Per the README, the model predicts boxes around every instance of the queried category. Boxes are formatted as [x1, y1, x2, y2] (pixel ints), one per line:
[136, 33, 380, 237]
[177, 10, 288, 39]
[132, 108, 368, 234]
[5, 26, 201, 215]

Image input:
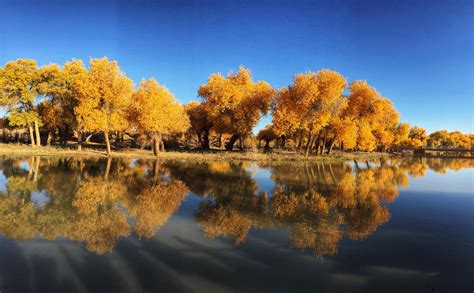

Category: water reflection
[0, 157, 189, 254]
[0, 156, 472, 256]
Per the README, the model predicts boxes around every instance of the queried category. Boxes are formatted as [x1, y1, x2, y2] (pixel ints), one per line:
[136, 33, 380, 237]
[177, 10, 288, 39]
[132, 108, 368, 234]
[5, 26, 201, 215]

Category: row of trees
[261, 71, 472, 154]
[403, 128, 472, 149]
[0, 58, 189, 155]
[0, 58, 471, 156]
[257, 124, 473, 153]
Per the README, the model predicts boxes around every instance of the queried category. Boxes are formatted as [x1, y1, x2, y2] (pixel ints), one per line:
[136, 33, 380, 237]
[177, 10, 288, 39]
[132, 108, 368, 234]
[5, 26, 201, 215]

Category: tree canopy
[0, 58, 471, 155]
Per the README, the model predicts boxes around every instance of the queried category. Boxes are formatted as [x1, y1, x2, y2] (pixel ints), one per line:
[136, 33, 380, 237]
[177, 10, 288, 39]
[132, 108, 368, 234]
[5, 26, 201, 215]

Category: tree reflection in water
[0, 156, 472, 255]
[0, 157, 189, 254]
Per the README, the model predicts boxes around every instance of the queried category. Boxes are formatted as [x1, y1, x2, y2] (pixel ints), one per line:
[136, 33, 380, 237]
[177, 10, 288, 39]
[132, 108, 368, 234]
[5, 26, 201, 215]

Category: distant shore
[0, 143, 393, 162]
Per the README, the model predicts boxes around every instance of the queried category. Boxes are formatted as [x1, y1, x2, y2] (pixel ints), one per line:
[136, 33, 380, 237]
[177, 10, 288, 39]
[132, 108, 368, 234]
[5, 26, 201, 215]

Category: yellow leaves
[0, 59, 45, 130]
[198, 66, 275, 136]
[357, 121, 376, 151]
[75, 57, 133, 133]
[272, 70, 346, 137]
[315, 69, 346, 106]
[186, 101, 212, 135]
[394, 122, 410, 145]
[407, 126, 428, 147]
[344, 80, 400, 150]
[272, 72, 401, 153]
[8, 108, 40, 127]
[0, 59, 40, 106]
[5, 57, 469, 155]
[333, 117, 358, 149]
[346, 80, 380, 119]
[400, 137, 424, 148]
[425, 129, 470, 149]
[131, 78, 189, 135]
[447, 131, 471, 149]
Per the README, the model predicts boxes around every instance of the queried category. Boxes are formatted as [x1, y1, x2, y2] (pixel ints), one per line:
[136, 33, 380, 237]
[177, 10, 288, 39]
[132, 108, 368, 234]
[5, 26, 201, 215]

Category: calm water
[0, 156, 472, 293]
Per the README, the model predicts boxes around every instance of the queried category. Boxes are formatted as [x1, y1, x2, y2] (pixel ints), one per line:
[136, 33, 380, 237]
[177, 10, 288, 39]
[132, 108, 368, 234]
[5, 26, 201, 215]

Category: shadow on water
[0, 155, 472, 292]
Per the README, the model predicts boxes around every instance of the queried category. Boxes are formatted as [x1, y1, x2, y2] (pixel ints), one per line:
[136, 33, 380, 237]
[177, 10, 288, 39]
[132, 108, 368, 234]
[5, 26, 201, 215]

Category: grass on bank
[0, 143, 393, 162]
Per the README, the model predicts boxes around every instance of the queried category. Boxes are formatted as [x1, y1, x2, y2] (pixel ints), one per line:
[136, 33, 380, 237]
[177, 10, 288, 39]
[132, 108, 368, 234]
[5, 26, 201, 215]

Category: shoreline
[0, 143, 394, 162]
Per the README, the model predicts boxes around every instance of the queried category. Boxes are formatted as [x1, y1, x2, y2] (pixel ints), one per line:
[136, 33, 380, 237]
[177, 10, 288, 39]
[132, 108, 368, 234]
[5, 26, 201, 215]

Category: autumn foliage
[0, 58, 471, 156]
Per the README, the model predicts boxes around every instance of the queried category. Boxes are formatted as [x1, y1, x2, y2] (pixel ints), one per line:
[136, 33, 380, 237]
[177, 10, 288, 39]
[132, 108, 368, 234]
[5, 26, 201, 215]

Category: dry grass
[0, 143, 393, 162]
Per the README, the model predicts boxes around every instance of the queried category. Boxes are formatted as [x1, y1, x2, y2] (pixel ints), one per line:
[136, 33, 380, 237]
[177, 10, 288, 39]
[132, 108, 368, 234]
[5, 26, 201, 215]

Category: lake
[0, 156, 472, 293]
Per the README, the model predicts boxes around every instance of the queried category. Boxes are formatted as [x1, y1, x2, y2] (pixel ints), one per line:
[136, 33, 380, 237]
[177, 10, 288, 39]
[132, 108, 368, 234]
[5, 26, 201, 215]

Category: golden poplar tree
[407, 126, 428, 147]
[345, 80, 399, 151]
[75, 57, 134, 155]
[0, 59, 43, 147]
[393, 122, 410, 147]
[272, 70, 346, 156]
[40, 59, 90, 149]
[198, 66, 275, 150]
[185, 101, 214, 149]
[130, 78, 190, 156]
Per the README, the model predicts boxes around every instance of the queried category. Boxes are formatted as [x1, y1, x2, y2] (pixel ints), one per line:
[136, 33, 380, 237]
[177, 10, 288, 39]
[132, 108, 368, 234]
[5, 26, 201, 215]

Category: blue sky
[0, 0, 472, 133]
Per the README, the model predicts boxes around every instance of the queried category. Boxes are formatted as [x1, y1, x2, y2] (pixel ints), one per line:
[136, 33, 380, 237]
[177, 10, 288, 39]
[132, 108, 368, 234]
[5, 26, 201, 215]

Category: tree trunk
[34, 121, 41, 147]
[313, 137, 321, 155]
[239, 136, 244, 151]
[217, 134, 223, 148]
[202, 129, 210, 149]
[57, 127, 64, 147]
[104, 131, 112, 156]
[46, 132, 52, 146]
[280, 135, 286, 148]
[115, 131, 120, 148]
[304, 134, 313, 157]
[264, 140, 270, 151]
[152, 132, 161, 156]
[327, 139, 335, 154]
[28, 125, 36, 147]
[77, 131, 83, 151]
[159, 133, 165, 152]
[298, 130, 304, 151]
[320, 137, 327, 155]
[225, 134, 240, 151]
[85, 133, 93, 143]
[197, 132, 203, 148]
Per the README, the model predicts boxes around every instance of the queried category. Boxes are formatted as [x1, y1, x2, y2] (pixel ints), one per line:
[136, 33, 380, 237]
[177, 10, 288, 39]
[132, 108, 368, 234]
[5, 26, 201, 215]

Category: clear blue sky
[0, 0, 472, 134]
